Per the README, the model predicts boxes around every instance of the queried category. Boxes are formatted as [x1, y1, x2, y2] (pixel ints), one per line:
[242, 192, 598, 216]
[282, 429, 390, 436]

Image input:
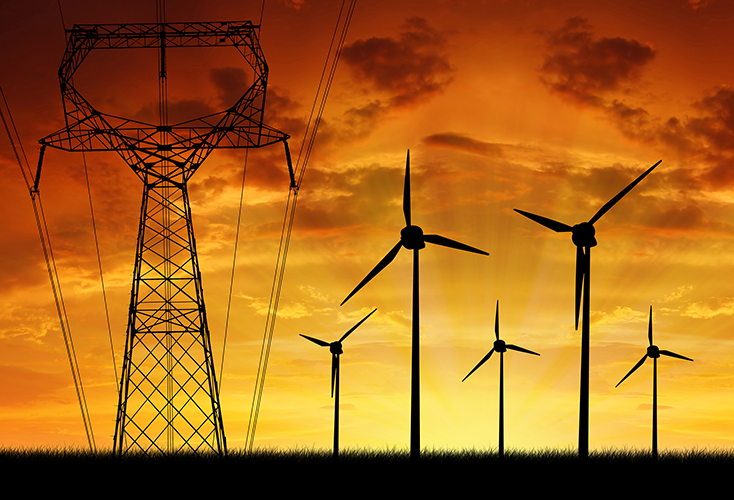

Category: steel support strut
[39, 21, 290, 454]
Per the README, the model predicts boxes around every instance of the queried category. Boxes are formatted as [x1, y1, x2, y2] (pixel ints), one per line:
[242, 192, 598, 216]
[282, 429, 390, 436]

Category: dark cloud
[685, 0, 712, 10]
[193, 151, 292, 199]
[422, 133, 504, 157]
[539, 17, 656, 107]
[342, 17, 453, 109]
[604, 87, 734, 190]
[649, 204, 709, 231]
[210, 67, 249, 108]
[539, 19, 734, 193]
[263, 86, 307, 140]
[689, 88, 734, 152]
[250, 19, 454, 149]
[518, 159, 734, 236]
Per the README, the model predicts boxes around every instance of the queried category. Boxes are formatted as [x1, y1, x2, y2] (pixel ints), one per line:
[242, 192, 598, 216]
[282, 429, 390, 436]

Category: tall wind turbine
[514, 159, 660, 458]
[462, 300, 539, 458]
[300, 308, 377, 458]
[616, 306, 692, 459]
[341, 150, 489, 460]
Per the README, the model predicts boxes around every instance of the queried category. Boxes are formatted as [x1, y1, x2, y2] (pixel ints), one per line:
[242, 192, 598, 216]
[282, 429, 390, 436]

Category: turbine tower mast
[38, 20, 293, 455]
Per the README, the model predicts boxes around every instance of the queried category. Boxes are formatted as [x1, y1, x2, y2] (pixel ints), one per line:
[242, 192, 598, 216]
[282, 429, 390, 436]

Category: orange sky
[2, 0, 734, 453]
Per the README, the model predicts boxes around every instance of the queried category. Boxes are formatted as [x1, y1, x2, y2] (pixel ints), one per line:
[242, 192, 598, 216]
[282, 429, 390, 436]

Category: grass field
[2, 447, 726, 495]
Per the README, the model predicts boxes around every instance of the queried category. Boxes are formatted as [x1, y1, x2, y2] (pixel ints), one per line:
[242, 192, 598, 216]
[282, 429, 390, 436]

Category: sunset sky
[2, 0, 734, 453]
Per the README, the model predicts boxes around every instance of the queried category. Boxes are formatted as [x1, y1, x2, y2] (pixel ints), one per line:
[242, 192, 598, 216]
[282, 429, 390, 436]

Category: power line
[82, 153, 119, 394]
[1, 84, 96, 450]
[219, 149, 249, 386]
[246, 0, 357, 451]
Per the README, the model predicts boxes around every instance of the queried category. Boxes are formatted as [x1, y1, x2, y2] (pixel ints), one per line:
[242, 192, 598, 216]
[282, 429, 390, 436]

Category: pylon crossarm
[42, 19, 287, 456]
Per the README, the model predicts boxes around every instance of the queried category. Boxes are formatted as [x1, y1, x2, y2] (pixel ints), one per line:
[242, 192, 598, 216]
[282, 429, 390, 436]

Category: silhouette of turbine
[514, 159, 660, 458]
[300, 308, 377, 457]
[341, 150, 489, 460]
[616, 306, 692, 459]
[462, 300, 539, 458]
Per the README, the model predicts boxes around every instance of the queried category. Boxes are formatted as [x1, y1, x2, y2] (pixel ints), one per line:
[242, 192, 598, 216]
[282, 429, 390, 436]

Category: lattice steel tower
[39, 21, 293, 454]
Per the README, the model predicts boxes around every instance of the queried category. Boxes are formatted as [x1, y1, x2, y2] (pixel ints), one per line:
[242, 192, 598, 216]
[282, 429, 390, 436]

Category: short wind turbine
[341, 150, 489, 460]
[300, 308, 377, 458]
[462, 300, 539, 458]
[616, 306, 692, 459]
[514, 159, 660, 458]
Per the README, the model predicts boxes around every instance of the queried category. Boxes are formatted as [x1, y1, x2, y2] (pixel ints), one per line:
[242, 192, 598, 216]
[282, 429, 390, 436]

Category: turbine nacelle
[300, 309, 377, 397]
[514, 160, 661, 332]
[462, 300, 539, 382]
[340, 150, 488, 307]
[401, 225, 426, 250]
[571, 222, 597, 248]
[616, 306, 693, 388]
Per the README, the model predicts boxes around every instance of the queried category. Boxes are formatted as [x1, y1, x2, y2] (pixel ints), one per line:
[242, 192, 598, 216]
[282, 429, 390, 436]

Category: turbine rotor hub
[494, 339, 507, 353]
[647, 345, 660, 358]
[330, 342, 343, 355]
[571, 222, 597, 248]
[401, 225, 426, 250]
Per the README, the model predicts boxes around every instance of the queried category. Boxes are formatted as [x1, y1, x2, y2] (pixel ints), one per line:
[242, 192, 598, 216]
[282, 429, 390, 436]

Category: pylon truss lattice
[39, 21, 293, 455]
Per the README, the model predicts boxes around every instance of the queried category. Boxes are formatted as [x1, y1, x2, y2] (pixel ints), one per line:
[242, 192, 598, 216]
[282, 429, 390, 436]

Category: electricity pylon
[38, 21, 293, 455]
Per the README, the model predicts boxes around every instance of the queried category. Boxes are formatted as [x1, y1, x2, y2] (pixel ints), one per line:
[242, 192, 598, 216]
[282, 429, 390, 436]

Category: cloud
[539, 17, 656, 107]
[342, 17, 453, 110]
[263, 86, 307, 141]
[685, 0, 712, 10]
[663, 285, 695, 303]
[607, 86, 734, 191]
[0, 304, 57, 343]
[538, 20, 734, 194]
[647, 204, 710, 231]
[591, 306, 647, 327]
[422, 133, 504, 157]
[237, 293, 311, 319]
[300, 285, 333, 304]
[684, 297, 734, 319]
[211, 67, 249, 108]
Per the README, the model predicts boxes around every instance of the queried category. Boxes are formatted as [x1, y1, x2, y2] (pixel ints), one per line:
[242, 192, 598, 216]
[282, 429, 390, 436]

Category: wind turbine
[300, 308, 377, 458]
[514, 159, 660, 458]
[616, 306, 692, 459]
[341, 150, 489, 460]
[462, 300, 539, 458]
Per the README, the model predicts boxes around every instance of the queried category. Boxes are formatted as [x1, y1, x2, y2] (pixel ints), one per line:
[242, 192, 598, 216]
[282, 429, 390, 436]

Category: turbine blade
[648, 306, 653, 346]
[505, 344, 540, 356]
[423, 234, 489, 255]
[339, 308, 378, 342]
[300, 334, 330, 347]
[495, 300, 500, 341]
[616, 354, 649, 387]
[659, 350, 693, 362]
[575, 246, 584, 331]
[513, 209, 573, 233]
[341, 241, 402, 306]
[589, 160, 661, 225]
[462, 349, 495, 382]
[404, 150, 411, 226]
[331, 354, 338, 398]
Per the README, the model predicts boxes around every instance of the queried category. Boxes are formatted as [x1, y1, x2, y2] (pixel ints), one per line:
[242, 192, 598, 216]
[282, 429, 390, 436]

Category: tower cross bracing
[39, 21, 292, 455]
